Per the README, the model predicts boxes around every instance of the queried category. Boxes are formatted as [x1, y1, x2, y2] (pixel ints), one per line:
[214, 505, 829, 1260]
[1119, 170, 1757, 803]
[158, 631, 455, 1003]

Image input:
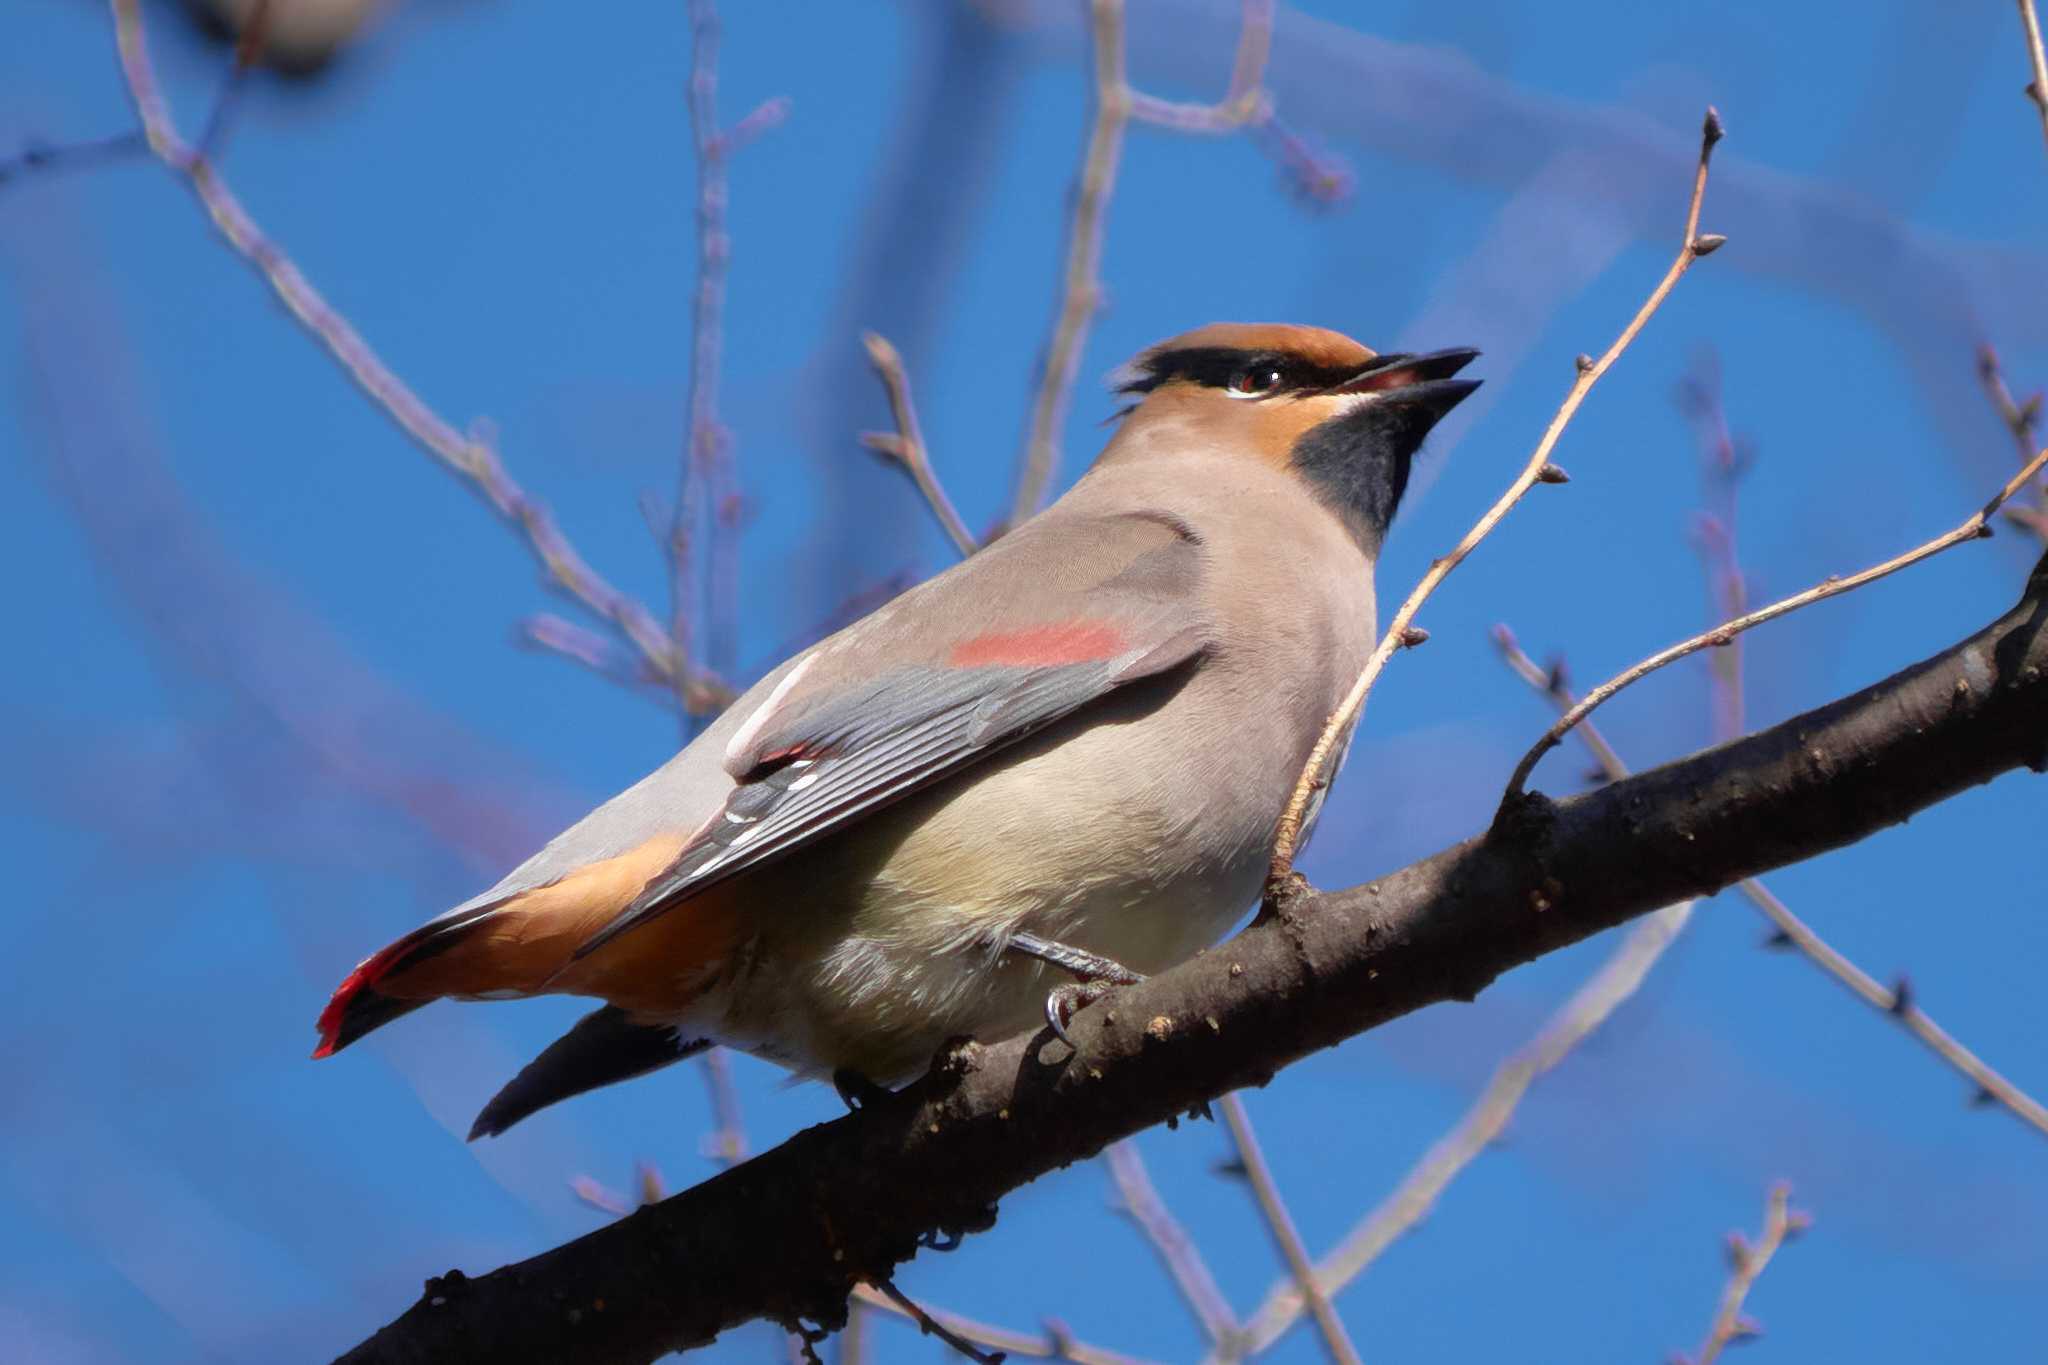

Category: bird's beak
[1326, 347, 1482, 415]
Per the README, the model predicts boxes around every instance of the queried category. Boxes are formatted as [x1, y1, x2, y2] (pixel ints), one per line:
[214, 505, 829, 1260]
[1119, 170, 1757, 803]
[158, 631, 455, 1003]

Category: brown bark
[336, 552, 2048, 1365]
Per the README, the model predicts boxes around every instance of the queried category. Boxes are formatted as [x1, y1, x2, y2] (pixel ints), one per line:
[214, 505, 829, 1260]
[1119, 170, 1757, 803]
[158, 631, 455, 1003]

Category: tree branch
[335, 551, 2048, 1365]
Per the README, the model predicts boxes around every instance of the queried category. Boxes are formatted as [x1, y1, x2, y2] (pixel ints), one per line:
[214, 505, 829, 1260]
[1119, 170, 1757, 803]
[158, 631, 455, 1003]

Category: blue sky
[4, 1, 2047, 1360]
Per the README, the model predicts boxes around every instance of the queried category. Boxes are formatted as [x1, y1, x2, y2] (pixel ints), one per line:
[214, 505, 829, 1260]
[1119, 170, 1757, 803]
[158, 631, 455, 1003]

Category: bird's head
[1104, 323, 1480, 553]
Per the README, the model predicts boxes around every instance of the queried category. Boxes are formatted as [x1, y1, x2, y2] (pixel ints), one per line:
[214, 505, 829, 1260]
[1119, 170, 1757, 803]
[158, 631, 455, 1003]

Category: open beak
[1327, 347, 1482, 416]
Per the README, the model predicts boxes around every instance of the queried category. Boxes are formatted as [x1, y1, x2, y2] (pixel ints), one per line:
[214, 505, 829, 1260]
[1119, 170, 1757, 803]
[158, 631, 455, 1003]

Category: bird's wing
[571, 510, 1211, 960]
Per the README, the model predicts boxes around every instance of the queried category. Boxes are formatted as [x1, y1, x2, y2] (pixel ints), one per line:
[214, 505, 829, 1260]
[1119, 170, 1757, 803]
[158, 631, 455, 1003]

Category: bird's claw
[832, 1067, 892, 1112]
[1045, 980, 1116, 1047]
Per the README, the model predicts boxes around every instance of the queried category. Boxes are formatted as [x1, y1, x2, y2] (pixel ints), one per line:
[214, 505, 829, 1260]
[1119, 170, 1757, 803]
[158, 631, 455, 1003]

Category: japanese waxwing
[315, 323, 1479, 1138]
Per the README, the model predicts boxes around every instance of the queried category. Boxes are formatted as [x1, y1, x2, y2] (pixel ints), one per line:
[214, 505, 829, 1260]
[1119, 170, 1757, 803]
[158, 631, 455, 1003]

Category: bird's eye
[1226, 364, 1286, 399]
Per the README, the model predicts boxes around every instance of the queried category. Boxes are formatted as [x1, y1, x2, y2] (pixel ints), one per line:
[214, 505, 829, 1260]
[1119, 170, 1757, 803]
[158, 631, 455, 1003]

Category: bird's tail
[313, 903, 515, 1058]
[313, 832, 739, 1058]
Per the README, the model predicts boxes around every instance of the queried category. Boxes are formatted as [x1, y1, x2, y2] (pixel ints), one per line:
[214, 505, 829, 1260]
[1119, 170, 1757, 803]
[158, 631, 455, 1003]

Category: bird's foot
[1045, 979, 1119, 1046]
[1007, 931, 1146, 1047]
[831, 1067, 893, 1112]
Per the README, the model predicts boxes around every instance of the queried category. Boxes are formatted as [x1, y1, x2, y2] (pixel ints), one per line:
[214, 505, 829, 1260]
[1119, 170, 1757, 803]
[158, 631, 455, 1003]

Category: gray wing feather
[572, 657, 1145, 960]
[569, 514, 1213, 961]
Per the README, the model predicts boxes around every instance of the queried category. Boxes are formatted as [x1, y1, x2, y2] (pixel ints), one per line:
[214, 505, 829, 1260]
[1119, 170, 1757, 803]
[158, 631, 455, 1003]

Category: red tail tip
[313, 943, 407, 1059]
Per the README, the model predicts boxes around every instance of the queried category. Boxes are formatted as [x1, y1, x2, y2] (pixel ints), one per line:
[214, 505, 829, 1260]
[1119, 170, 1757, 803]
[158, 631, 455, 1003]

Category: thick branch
[337, 554, 2048, 1365]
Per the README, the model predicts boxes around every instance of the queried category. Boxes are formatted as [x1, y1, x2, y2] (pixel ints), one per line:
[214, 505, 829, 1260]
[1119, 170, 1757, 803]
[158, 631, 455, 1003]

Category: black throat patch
[1288, 399, 1437, 553]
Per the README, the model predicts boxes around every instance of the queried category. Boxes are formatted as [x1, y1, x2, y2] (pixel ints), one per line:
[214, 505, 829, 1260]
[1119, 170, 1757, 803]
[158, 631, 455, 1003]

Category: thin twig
[1248, 113, 1355, 206]
[697, 1045, 751, 1167]
[1977, 344, 2047, 537]
[1121, 1, 1348, 206]
[1491, 630, 1629, 782]
[861, 332, 978, 556]
[872, 1279, 1007, 1365]
[1494, 629, 2048, 1140]
[195, 0, 272, 161]
[1011, 0, 1131, 525]
[519, 612, 682, 706]
[1223, 898, 1695, 1361]
[568, 1175, 631, 1217]
[1676, 351, 1750, 740]
[675, 0, 786, 689]
[1102, 1140, 1241, 1350]
[849, 1285, 1157, 1365]
[837, 1299, 869, 1365]
[1738, 877, 2048, 1137]
[1218, 1094, 1361, 1365]
[106, 0, 731, 712]
[1124, 0, 1272, 133]
[0, 129, 146, 186]
[1502, 436, 2048, 798]
[1267, 107, 1728, 886]
[1682, 1183, 1810, 1365]
[1012, 0, 1295, 521]
[2017, 0, 2048, 159]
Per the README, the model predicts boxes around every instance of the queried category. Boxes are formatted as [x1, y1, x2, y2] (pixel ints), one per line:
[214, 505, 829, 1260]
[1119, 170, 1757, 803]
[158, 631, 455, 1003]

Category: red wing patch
[948, 622, 1124, 669]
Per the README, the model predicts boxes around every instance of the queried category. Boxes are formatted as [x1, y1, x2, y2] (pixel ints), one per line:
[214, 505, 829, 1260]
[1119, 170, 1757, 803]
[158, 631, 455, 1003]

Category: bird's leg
[1006, 931, 1146, 1047]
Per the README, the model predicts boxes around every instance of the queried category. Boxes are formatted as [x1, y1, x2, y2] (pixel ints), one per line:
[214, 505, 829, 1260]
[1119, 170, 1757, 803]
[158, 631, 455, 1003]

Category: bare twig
[106, 0, 731, 712]
[1978, 344, 2047, 537]
[676, 0, 788, 688]
[1247, 113, 1355, 206]
[1119, 1, 1350, 206]
[1681, 1183, 1810, 1365]
[519, 612, 683, 706]
[1125, 0, 1272, 132]
[1737, 877, 2048, 1138]
[0, 129, 146, 186]
[1267, 107, 1727, 886]
[1218, 1094, 1360, 1365]
[1013, 0, 1299, 522]
[569, 1175, 631, 1217]
[872, 1279, 1007, 1365]
[1502, 436, 2048, 798]
[1225, 896, 1695, 1360]
[849, 1284, 1156, 1365]
[2017, 0, 2048, 159]
[690, 1044, 750, 1167]
[861, 332, 977, 556]
[1494, 628, 2048, 1139]
[1491, 630, 1628, 782]
[195, 0, 272, 161]
[837, 1299, 869, 1365]
[1011, 0, 1132, 525]
[1102, 1141, 1240, 1350]
[1676, 351, 1750, 740]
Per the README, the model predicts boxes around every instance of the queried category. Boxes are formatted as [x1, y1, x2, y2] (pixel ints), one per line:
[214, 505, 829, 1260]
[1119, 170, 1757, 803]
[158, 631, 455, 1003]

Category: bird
[313, 323, 1479, 1139]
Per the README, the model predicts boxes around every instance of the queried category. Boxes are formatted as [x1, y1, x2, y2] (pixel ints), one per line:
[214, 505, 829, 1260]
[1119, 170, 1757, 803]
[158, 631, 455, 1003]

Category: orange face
[1104, 322, 1481, 547]
[1108, 323, 1385, 471]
